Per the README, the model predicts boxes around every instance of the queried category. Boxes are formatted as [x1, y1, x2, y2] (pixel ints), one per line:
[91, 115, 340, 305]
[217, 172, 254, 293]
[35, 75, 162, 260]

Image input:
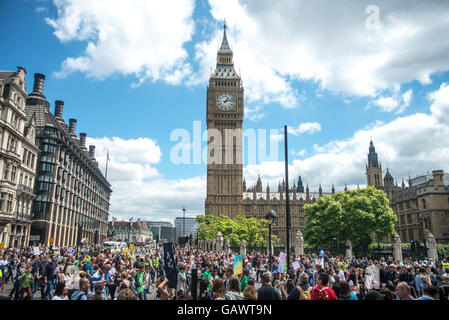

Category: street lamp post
[284, 125, 291, 268]
[266, 210, 277, 271]
[182, 206, 186, 241]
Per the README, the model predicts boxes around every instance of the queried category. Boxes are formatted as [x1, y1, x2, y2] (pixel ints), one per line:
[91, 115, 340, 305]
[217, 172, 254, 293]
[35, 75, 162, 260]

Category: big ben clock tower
[205, 22, 244, 218]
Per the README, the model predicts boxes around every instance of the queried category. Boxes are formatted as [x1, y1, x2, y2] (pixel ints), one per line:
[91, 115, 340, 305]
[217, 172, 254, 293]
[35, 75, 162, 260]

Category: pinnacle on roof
[218, 19, 233, 55]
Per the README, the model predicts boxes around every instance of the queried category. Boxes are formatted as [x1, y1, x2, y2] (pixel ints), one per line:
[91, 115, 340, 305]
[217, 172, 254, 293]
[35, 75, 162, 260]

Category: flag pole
[105, 150, 109, 179]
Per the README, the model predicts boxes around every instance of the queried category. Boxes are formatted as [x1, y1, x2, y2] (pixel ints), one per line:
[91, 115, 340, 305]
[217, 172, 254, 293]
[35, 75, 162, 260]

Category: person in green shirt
[240, 269, 249, 292]
[19, 265, 33, 300]
[203, 265, 212, 290]
[136, 267, 145, 300]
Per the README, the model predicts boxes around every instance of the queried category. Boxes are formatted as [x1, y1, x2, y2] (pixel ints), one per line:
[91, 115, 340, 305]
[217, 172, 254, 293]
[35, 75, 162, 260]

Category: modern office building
[174, 217, 198, 238]
[25, 72, 112, 247]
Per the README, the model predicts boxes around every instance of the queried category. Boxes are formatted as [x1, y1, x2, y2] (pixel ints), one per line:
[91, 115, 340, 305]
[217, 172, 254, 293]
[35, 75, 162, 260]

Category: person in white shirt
[338, 265, 346, 281]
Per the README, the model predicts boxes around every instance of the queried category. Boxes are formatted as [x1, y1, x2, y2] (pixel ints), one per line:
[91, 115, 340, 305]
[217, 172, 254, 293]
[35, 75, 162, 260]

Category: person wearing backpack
[311, 272, 338, 300]
[70, 278, 90, 300]
[287, 273, 312, 300]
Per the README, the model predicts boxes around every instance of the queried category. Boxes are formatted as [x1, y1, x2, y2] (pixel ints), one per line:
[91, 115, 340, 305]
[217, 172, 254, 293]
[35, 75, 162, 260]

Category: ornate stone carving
[392, 233, 403, 263]
[224, 239, 231, 254]
[240, 239, 247, 256]
[215, 232, 224, 252]
[425, 231, 438, 262]
[345, 240, 353, 259]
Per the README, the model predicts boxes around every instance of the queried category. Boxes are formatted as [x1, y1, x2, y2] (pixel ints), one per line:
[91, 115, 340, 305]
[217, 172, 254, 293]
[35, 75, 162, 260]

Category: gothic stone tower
[205, 23, 244, 218]
[366, 140, 383, 188]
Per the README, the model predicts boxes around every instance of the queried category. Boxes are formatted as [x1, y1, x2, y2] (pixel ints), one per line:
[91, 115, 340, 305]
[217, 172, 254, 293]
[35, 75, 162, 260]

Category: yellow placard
[124, 248, 128, 255]
[0, 242, 4, 249]
[49, 238, 55, 243]
[129, 244, 134, 252]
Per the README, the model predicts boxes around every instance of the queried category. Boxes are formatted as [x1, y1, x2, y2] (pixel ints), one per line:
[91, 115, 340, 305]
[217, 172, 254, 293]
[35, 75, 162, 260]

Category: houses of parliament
[205, 24, 449, 244]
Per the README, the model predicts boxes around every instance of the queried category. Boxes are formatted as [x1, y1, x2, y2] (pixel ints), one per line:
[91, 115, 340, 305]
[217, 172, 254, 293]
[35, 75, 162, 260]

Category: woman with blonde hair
[243, 285, 257, 300]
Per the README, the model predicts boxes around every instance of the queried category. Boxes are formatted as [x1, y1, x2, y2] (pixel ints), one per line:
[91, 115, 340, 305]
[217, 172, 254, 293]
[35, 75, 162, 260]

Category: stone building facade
[25, 73, 112, 247]
[0, 67, 39, 247]
[205, 23, 244, 219]
[243, 176, 332, 245]
[108, 217, 153, 243]
[366, 141, 449, 242]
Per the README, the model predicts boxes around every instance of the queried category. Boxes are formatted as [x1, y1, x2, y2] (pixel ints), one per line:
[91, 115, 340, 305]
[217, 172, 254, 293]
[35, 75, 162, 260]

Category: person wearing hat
[257, 272, 281, 300]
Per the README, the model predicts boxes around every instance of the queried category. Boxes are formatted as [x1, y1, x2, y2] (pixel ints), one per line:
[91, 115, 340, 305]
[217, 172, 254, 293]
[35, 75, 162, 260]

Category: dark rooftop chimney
[68, 118, 77, 135]
[89, 145, 96, 158]
[32, 73, 46, 95]
[79, 133, 87, 148]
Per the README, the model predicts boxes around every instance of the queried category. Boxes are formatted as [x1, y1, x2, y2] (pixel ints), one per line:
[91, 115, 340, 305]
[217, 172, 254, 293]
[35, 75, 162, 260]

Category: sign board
[29, 235, 40, 241]
[233, 255, 243, 275]
[33, 247, 41, 256]
[292, 261, 300, 271]
[129, 244, 134, 252]
[279, 253, 287, 273]
[49, 238, 55, 243]
[0, 242, 4, 249]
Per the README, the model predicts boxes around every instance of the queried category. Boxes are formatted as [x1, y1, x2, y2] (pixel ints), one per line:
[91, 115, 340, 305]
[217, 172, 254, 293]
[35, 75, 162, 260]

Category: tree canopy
[302, 186, 397, 249]
[195, 214, 276, 246]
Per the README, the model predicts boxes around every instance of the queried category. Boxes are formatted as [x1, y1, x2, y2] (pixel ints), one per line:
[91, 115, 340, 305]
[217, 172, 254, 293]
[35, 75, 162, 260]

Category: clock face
[216, 92, 235, 111]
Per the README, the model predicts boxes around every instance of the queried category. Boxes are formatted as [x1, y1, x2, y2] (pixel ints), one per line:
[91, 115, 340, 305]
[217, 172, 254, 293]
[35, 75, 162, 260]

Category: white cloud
[193, 0, 449, 108]
[86, 136, 206, 223]
[288, 122, 322, 135]
[245, 105, 265, 122]
[47, 0, 195, 85]
[290, 148, 307, 158]
[243, 83, 449, 193]
[369, 85, 413, 114]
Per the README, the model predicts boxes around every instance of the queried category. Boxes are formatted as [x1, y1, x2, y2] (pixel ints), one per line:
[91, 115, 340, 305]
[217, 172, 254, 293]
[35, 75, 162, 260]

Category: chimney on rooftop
[79, 133, 87, 148]
[54, 100, 64, 118]
[32, 73, 46, 95]
[68, 119, 77, 135]
[89, 145, 96, 158]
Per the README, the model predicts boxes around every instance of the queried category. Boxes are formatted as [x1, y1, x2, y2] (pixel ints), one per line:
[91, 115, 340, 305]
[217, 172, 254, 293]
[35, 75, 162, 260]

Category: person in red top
[311, 272, 338, 300]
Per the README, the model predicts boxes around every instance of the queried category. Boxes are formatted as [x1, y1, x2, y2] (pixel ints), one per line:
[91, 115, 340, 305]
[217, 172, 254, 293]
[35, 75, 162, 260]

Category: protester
[0, 243, 447, 302]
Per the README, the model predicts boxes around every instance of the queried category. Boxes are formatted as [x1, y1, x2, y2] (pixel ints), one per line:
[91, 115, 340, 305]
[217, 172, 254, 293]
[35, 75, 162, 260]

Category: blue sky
[1, 0, 449, 222]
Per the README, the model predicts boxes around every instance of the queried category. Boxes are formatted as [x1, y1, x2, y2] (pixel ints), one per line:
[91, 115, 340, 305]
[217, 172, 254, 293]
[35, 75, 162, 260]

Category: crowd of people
[0, 244, 448, 301]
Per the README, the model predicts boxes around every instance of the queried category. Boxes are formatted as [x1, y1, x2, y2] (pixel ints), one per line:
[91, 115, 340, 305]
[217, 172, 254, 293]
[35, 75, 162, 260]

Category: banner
[163, 243, 177, 289]
[292, 261, 300, 271]
[129, 244, 134, 252]
[234, 255, 243, 275]
[33, 247, 41, 256]
[279, 253, 287, 273]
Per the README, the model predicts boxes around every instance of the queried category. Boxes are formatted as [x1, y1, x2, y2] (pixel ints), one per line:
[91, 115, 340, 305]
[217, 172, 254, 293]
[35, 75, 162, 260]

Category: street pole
[182, 206, 186, 243]
[268, 222, 272, 271]
[284, 125, 291, 268]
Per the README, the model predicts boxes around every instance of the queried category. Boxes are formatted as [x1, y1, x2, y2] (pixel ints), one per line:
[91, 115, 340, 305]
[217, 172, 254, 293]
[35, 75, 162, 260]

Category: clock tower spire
[205, 21, 244, 218]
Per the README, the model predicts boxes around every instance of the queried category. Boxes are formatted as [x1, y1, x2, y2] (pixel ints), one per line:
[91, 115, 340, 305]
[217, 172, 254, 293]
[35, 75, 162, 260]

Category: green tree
[195, 214, 273, 246]
[303, 186, 397, 249]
